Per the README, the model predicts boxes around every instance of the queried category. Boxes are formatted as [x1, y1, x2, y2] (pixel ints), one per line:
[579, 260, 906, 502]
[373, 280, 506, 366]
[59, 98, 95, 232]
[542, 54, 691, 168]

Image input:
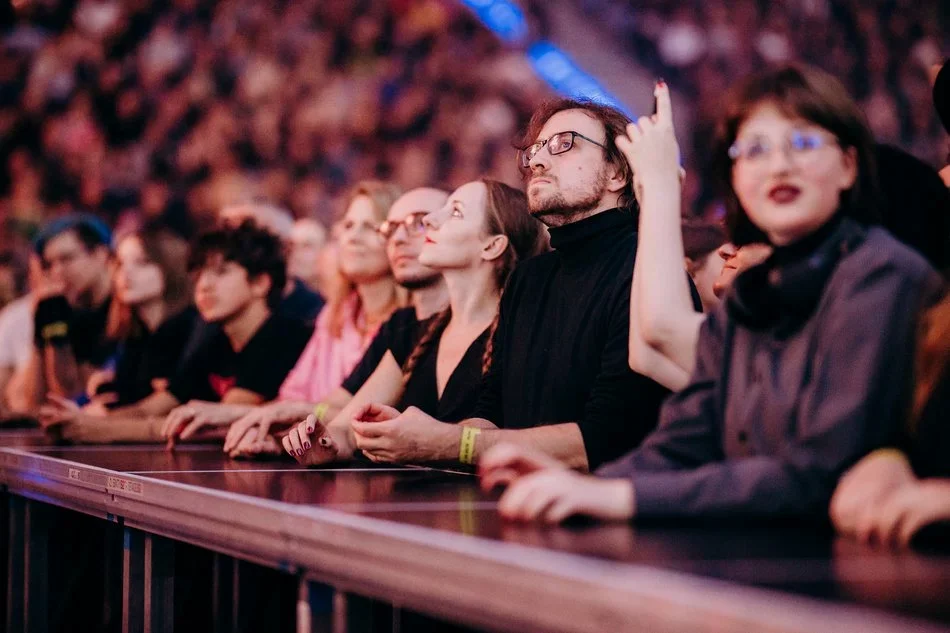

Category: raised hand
[615, 80, 682, 203]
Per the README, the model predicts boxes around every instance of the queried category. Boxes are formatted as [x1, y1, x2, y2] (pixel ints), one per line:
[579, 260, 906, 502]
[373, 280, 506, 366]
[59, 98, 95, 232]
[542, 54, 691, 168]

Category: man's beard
[397, 271, 442, 291]
[528, 168, 609, 227]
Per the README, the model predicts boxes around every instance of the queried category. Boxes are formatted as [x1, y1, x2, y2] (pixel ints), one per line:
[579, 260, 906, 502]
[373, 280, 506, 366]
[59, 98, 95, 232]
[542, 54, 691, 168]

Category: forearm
[628, 301, 692, 391]
[43, 346, 84, 398]
[21, 349, 46, 411]
[471, 422, 589, 471]
[635, 185, 704, 370]
[323, 388, 353, 422]
[66, 414, 165, 444]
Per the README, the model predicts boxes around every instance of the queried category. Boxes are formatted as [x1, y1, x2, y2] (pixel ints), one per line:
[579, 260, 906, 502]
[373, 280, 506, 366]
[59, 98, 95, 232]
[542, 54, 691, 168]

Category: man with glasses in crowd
[363, 100, 674, 472]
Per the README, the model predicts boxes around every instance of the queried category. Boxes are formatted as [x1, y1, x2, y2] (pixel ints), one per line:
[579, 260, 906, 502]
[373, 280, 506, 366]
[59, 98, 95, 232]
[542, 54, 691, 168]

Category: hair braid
[400, 308, 452, 394]
[480, 311, 500, 377]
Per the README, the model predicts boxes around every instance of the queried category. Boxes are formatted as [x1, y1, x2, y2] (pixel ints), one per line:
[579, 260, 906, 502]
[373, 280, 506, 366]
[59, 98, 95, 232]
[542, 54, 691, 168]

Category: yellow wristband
[459, 427, 481, 465]
[869, 448, 909, 463]
[42, 321, 69, 340]
[313, 403, 329, 424]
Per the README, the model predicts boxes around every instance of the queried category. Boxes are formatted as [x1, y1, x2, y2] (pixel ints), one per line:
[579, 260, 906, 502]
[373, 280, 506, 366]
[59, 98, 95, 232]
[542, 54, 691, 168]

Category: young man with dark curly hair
[39, 220, 313, 444]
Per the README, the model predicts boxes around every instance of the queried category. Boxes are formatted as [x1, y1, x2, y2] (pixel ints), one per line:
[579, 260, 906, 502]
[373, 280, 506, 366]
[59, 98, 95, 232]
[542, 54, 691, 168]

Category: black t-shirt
[910, 362, 950, 479]
[341, 307, 425, 394]
[169, 312, 312, 403]
[391, 324, 490, 422]
[109, 307, 199, 407]
[70, 296, 116, 367]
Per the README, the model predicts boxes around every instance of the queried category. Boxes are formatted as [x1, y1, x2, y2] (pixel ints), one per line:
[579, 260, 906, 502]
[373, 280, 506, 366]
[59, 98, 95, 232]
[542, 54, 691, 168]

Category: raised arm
[618, 82, 705, 382]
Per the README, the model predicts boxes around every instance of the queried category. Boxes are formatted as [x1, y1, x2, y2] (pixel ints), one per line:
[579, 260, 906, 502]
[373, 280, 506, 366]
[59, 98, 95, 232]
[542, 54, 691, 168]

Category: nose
[195, 270, 214, 292]
[765, 142, 795, 172]
[527, 146, 551, 173]
[423, 209, 443, 232]
[390, 223, 409, 244]
[718, 242, 738, 262]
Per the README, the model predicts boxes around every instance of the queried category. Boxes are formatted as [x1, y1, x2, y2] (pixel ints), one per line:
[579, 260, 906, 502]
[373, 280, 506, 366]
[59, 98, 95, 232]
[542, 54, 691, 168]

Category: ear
[480, 234, 509, 263]
[248, 273, 273, 302]
[684, 257, 696, 275]
[604, 160, 628, 195]
[838, 146, 858, 190]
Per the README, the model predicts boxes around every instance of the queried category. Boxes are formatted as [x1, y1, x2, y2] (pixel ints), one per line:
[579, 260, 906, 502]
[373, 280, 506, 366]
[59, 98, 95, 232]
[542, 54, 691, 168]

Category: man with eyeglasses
[356, 100, 677, 472]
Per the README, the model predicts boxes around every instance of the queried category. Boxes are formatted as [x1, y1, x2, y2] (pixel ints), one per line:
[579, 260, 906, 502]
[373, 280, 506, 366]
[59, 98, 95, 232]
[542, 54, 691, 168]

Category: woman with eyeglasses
[160, 181, 407, 446]
[279, 179, 549, 466]
[478, 65, 942, 523]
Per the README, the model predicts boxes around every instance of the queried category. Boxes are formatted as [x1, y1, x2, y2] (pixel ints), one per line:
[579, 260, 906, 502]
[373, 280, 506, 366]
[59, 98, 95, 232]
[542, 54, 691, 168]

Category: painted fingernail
[303, 442, 311, 450]
[657, 78, 666, 87]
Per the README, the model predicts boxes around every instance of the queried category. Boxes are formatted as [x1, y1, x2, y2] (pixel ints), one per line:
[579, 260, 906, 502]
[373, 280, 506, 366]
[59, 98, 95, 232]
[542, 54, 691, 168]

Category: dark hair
[711, 65, 879, 246]
[400, 179, 550, 390]
[934, 59, 950, 136]
[517, 98, 637, 213]
[875, 144, 950, 272]
[34, 213, 113, 256]
[189, 219, 287, 309]
[681, 219, 727, 262]
[0, 250, 29, 298]
[107, 223, 193, 340]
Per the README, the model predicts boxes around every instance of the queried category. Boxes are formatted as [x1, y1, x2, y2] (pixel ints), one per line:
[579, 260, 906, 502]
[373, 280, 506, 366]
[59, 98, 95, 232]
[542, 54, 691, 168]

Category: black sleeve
[576, 270, 669, 469]
[342, 308, 419, 394]
[234, 318, 313, 400]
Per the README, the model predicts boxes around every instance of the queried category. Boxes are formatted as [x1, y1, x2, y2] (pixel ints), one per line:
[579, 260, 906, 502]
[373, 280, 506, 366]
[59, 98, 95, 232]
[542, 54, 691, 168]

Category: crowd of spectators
[577, 0, 950, 215]
[0, 0, 549, 253]
[2, 0, 949, 251]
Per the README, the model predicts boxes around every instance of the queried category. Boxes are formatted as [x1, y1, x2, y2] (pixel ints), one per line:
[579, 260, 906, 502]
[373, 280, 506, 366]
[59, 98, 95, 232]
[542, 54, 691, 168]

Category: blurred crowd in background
[577, 0, 950, 215]
[1, 0, 949, 309]
[0, 0, 550, 257]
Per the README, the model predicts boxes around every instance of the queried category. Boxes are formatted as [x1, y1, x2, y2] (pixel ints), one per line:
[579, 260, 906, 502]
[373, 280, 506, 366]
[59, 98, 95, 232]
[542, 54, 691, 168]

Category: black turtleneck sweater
[598, 218, 943, 519]
[473, 208, 671, 469]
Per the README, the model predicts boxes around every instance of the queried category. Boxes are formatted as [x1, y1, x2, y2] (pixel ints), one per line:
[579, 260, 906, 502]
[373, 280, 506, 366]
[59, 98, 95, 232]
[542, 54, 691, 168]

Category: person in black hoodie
[480, 65, 942, 523]
[287, 98, 672, 471]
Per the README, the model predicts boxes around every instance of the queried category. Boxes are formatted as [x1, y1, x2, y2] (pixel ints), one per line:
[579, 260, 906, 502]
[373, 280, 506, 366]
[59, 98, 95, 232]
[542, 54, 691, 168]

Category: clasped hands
[282, 404, 460, 466]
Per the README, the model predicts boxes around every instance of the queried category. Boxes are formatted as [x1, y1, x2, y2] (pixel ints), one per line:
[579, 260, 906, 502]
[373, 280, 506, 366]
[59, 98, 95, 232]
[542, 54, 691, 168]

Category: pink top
[278, 293, 381, 403]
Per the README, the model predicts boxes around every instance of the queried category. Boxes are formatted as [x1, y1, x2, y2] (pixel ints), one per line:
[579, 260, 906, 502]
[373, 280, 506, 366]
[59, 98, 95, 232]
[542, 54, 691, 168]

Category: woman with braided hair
[281, 179, 549, 465]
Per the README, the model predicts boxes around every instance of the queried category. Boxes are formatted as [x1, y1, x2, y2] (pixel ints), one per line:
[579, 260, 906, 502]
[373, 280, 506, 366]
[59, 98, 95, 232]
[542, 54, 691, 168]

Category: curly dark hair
[189, 219, 287, 309]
